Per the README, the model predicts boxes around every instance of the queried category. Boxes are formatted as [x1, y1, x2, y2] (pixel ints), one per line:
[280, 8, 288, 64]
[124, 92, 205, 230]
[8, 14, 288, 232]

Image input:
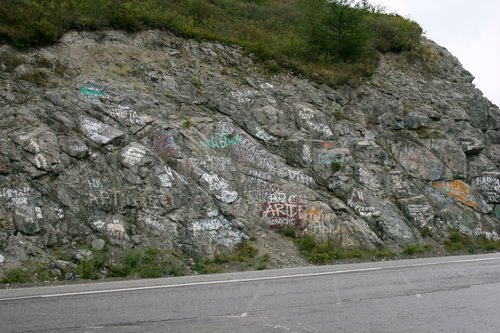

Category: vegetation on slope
[0, 0, 422, 85]
[279, 226, 500, 265]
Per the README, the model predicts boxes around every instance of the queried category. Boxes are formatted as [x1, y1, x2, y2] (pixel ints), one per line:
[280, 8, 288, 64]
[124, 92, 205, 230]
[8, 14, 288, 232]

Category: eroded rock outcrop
[0, 30, 499, 273]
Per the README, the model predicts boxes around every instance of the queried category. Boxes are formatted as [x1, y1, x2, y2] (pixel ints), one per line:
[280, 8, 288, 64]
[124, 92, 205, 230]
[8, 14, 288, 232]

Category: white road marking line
[1, 256, 499, 302]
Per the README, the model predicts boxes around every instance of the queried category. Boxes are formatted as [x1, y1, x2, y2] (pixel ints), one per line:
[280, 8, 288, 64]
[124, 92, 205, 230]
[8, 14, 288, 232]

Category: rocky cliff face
[0, 30, 499, 274]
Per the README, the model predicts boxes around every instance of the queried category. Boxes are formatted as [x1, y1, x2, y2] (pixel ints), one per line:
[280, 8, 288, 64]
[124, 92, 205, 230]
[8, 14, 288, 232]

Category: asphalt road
[1, 253, 500, 333]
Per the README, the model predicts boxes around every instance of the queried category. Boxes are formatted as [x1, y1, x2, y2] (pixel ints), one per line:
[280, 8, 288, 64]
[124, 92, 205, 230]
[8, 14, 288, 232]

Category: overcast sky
[372, 0, 500, 106]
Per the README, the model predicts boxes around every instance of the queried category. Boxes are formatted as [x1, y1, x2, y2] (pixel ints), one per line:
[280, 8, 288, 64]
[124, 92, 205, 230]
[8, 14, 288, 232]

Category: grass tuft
[112, 67, 136, 76]
[0, 52, 25, 71]
[331, 161, 341, 173]
[34, 56, 52, 68]
[17, 70, 48, 85]
[78, 260, 99, 280]
[420, 226, 432, 238]
[332, 110, 354, 121]
[402, 243, 431, 256]
[279, 226, 297, 239]
[192, 77, 202, 88]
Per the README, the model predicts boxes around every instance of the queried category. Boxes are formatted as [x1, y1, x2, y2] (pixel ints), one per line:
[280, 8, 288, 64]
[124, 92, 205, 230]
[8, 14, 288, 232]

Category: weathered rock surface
[0, 30, 499, 274]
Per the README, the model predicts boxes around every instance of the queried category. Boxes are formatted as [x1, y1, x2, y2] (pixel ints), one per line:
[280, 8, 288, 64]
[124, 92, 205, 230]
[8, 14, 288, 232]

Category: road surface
[1, 253, 499, 333]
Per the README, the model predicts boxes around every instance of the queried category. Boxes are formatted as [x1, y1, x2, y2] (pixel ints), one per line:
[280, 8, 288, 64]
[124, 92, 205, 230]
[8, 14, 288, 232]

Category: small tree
[306, 0, 372, 63]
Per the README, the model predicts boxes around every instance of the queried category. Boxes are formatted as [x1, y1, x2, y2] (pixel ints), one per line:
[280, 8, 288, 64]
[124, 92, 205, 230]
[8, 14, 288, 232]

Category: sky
[372, 0, 500, 106]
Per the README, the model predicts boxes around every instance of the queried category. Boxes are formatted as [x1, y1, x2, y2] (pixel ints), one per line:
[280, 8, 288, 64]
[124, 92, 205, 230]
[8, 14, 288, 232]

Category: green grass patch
[373, 249, 397, 259]
[2, 246, 184, 283]
[233, 240, 259, 262]
[294, 235, 396, 264]
[256, 262, 267, 270]
[279, 226, 297, 239]
[78, 260, 99, 280]
[191, 260, 222, 274]
[0, 0, 422, 87]
[420, 226, 432, 238]
[65, 243, 109, 280]
[1, 260, 54, 284]
[402, 243, 431, 256]
[1, 268, 31, 284]
[444, 230, 500, 253]
[192, 240, 270, 274]
[108, 247, 184, 278]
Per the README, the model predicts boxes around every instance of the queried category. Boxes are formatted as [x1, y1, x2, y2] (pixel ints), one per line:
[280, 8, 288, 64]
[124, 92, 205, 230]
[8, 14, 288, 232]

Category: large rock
[12, 205, 41, 235]
[472, 172, 500, 204]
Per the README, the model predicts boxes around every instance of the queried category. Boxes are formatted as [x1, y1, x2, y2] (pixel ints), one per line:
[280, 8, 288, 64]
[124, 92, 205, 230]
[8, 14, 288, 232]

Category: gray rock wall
[0, 30, 499, 267]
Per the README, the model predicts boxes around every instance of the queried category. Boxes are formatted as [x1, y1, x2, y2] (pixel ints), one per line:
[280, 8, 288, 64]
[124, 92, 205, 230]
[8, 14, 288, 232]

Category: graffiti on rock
[122, 146, 145, 166]
[302, 144, 312, 164]
[230, 89, 257, 103]
[298, 107, 333, 137]
[347, 188, 377, 217]
[259, 197, 304, 229]
[191, 214, 245, 245]
[108, 105, 148, 126]
[473, 176, 500, 203]
[218, 122, 234, 135]
[143, 130, 181, 160]
[230, 137, 314, 186]
[258, 193, 339, 237]
[319, 142, 333, 149]
[86, 179, 137, 213]
[317, 153, 341, 164]
[80, 82, 109, 100]
[255, 127, 276, 142]
[200, 133, 243, 149]
[202, 173, 238, 203]
[431, 180, 485, 208]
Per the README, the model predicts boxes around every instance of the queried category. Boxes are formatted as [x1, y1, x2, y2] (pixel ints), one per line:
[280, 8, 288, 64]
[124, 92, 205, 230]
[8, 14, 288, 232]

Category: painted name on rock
[108, 105, 149, 126]
[200, 133, 243, 149]
[317, 153, 341, 164]
[80, 82, 109, 100]
[259, 201, 304, 228]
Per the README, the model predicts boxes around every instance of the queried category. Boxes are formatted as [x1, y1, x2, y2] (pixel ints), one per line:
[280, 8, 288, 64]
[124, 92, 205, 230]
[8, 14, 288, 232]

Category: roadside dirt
[253, 229, 310, 269]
